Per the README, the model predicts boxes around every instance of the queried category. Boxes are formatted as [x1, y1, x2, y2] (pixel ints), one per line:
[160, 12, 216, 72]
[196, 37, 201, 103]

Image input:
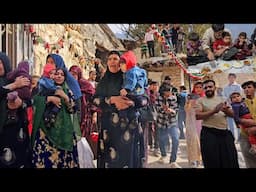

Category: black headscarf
[0, 52, 12, 87]
[0, 52, 12, 133]
[95, 68, 123, 97]
[95, 51, 123, 97]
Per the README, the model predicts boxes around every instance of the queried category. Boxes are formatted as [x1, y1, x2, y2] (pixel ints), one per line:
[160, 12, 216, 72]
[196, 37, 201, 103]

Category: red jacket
[213, 39, 231, 51]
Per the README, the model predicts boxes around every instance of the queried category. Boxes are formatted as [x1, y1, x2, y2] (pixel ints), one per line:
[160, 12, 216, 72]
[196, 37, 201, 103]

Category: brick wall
[147, 65, 184, 88]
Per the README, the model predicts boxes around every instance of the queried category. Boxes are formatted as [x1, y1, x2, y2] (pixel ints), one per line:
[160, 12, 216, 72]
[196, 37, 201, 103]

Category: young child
[186, 32, 208, 65]
[38, 63, 62, 128]
[176, 27, 186, 53]
[31, 75, 40, 97]
[233, 32, 252, 60]
[213, 31, 236, 60]
[140, 41, 148, 59]
[119, 50, 148, 128]
[230, 92, 256, 155]
[38, 63, 57, 95]
[6, 61, 31, 123]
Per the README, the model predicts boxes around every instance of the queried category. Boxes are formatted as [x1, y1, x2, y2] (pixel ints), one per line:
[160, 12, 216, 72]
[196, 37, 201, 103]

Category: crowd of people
[1, 24, 256, 168]
[141, 24, 256, 66]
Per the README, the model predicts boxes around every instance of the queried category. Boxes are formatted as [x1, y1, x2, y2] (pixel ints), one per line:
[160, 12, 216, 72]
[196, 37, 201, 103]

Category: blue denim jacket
[38, 77, 57, 96]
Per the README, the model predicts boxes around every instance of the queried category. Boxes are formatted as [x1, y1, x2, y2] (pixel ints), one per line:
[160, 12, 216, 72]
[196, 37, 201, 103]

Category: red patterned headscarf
[69, 65, 82, 80]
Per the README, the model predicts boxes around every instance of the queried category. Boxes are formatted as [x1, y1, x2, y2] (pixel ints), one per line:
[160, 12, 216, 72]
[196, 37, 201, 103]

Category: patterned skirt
[32, 129, 79, 168]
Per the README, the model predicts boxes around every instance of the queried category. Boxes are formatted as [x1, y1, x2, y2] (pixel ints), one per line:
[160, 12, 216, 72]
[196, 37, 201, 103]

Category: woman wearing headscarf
[184, 81, 205, 168]
[32, 67, 81, 168]
[94, 50, 146, 168]
[44, 54, 82, 100]
[69, 65, 98, 160]
[0, 52, 31, 168]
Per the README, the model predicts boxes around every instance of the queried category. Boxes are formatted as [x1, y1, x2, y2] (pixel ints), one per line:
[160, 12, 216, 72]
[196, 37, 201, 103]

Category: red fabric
[241, 113, 253, 119]
[27, 106, 33, 137]
[240, 113, 253, 130]
[213, 39, 231, 51]
[248, 135, 256, 145]
[240, 113, 256, 144]
[120, 51, 137, 71]
[42, 63, 56, 78]
[79, 78, 95, 96]
[69, 65, 82, 80]
[233, 40, 252, 60]
[90, 132, 99, 142]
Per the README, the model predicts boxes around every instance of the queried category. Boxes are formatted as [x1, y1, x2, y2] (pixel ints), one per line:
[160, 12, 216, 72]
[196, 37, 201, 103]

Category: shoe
[169, 162, 181, 168]
[179, 135, 185, 140]
[153, 149, 159, 157]
[148, 146, 154, 152]
[158, 156, 166, 164]
[190, 161, 198, 168]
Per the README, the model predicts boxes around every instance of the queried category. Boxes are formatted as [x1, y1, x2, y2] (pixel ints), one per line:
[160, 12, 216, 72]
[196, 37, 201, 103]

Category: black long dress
[0, 52, 31, 168]
[0, 100, 31, 168]
[94, 69, 145, 168]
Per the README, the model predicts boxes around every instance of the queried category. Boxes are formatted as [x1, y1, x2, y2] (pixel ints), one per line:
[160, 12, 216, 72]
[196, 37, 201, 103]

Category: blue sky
[108, 24, 256, 40]
[225, 24, 256, 40]
[108, 24, 127, 33]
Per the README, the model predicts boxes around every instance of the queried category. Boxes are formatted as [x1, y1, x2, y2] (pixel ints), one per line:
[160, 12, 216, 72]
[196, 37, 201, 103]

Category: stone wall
[32, 24, 124, 78]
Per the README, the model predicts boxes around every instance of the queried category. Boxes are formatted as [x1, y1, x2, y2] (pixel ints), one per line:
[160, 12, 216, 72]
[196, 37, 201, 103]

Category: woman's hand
[55, 89, 69, 103]
[14, 76, 30, 89]
[110, 96, 134, 110]
[47, 96, 62, 108]
[4, 76, 30, 91]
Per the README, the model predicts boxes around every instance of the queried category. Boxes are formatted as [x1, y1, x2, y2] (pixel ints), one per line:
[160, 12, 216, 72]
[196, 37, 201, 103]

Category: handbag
[139, 104, 157, 122]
